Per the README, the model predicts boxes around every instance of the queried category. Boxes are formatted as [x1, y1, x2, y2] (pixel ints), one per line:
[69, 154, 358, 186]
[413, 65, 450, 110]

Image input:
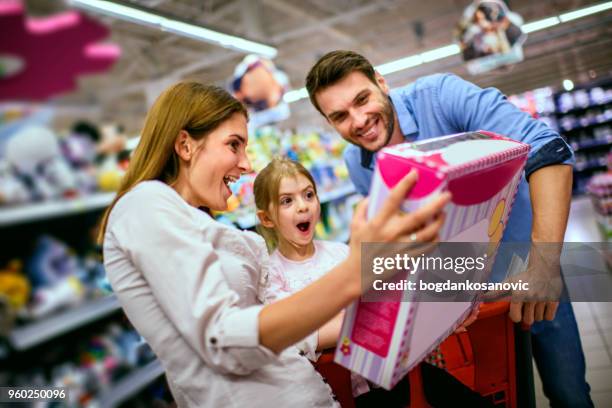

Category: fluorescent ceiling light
[521, 17, 560, 33]
[283, 88, 309, 104]
[420, 44, 461, 63]
[376, 55, 423, 75]
[559, 1, 612, 22]
[69, 0, 277, 58]
[286, 2, 612, 104]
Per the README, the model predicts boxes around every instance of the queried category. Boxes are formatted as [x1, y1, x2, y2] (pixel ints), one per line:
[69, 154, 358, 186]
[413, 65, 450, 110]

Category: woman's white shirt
[103, 181, 339, 407]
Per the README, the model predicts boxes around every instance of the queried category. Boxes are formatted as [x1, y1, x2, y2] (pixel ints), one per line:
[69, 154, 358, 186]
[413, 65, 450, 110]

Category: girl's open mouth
[296, 221, 311, 233]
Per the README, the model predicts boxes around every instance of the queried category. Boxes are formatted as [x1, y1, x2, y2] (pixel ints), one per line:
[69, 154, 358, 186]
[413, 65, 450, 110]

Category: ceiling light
[68, 0, 277, 58]
[283, 88, 309, 104]
[376, 55, 423, 75]
[419, 44, 461, 63]
[559, 1, 612, 22]
[521, 17, 560, 33]
[286, 3, 612, 104]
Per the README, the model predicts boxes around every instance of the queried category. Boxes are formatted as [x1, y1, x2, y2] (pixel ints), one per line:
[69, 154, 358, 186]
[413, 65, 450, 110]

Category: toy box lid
[376, 131, 530, 203]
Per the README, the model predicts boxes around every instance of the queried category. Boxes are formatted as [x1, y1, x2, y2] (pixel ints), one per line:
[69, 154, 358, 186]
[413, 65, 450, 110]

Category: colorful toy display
[0, 122, 129, 207]
[221, 126, 352, 227]
[0, 235, 110, 324]
[587, 170, 612, 241]
[335, 131, 529, 389]
[5, 321, 157, 407]
[5, 125, 79, 200]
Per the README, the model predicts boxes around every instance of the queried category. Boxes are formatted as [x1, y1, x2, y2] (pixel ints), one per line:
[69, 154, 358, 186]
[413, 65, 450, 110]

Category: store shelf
[560, 119, 611, 133]
[0, 192, 115, 227]
[575, 162, 608, 173]
[99, 359, 164, 408]
[555, 100, 612, 116]
[571, 138, 612, 152]
[8, 295, 120, 351]
[235, 184, 357, 230]
[318, 184, 356, 203]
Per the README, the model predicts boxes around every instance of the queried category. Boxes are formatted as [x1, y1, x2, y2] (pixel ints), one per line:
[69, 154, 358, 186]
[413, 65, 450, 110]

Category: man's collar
[359, 89, 419, 168]
[389, 88, 418, 136]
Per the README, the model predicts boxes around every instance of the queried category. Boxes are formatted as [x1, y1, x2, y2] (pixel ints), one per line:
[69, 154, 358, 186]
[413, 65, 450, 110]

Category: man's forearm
[528, 164, 573, 242]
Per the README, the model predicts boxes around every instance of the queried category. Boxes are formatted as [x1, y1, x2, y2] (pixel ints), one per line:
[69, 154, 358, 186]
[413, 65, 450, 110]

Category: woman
[99, 82, 449, 407]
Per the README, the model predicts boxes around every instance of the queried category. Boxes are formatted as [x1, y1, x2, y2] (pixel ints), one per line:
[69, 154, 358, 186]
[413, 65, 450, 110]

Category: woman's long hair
[97, 82, 247, 244]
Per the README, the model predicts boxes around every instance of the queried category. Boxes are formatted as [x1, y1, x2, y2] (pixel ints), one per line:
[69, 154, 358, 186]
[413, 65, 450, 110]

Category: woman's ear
[257, 209, 275, 228]
[174, 130, 192, 161]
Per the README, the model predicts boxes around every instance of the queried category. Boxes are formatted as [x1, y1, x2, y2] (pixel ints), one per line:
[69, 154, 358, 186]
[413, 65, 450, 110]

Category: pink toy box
[334, 131, 530, 389]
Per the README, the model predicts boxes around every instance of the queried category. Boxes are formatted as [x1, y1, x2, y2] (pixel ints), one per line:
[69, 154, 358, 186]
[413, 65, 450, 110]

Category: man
[305, 50, 592, 408]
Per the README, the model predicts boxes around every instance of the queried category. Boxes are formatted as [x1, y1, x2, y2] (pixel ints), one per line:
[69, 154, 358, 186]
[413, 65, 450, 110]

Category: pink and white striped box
[335, 131, 530, 389]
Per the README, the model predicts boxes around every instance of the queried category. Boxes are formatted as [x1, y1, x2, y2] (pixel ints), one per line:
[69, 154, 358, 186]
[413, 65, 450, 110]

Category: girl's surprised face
[274, 174, 320, 248]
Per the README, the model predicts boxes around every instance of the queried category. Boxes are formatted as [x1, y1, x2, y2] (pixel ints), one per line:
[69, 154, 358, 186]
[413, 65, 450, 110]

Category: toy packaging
[335, 131, 530, 389]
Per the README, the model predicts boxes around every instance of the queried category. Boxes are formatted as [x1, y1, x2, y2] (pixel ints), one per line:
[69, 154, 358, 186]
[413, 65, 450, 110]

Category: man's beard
[362, 95, 396, 153]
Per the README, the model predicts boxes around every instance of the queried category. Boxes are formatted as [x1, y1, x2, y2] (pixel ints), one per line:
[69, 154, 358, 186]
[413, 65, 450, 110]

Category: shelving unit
[0, 191, 115, 227]
[8, 295, 120, 351]
[553, 83, 612, 195]
[99, 359, 165, 408]
[0, 191, 166, 407]
[0, 132, 356, 406]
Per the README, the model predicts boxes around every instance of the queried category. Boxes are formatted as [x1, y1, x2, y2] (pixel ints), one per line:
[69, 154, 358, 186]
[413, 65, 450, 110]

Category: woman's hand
[346, 170, 451, 291]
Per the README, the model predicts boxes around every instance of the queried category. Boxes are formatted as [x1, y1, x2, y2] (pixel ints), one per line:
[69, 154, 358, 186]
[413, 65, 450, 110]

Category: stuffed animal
[0, 159, 30, 204]
[5, 126, 78, 200]
[0, 259, 30, 334]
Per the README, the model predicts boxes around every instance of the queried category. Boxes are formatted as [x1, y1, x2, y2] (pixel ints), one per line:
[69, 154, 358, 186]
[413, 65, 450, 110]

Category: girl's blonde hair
[97, 82, 247, 245]
[254, 157, 318, 252]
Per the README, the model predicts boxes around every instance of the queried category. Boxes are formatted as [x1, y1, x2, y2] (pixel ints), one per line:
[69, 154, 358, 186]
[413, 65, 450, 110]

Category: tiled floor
[534, 197, 612, 408]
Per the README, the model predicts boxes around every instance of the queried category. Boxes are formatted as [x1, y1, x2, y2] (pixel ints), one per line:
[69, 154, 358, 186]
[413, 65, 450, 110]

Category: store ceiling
[22, 0, 612, 130]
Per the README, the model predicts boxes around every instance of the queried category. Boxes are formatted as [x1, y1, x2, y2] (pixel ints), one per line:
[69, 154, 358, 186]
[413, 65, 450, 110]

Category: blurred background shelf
[8, 295, 120, 351]
[99, 359, 164, 408]
[0, 192, 115, 227]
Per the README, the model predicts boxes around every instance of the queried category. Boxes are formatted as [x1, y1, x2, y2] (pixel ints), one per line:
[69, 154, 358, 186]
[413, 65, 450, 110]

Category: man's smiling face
[315, 71, 396, 152]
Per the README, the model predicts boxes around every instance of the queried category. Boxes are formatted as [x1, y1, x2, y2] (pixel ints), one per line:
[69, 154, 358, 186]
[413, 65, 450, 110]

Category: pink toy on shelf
[335, 130, 529, 389]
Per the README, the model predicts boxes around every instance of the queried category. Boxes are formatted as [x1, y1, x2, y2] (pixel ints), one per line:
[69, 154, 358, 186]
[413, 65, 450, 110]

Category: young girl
[254, 158, 493, 408]
[254, 157, 371, 397]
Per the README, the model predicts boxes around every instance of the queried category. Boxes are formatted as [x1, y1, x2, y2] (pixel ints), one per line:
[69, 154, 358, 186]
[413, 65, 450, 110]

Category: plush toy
[231, 55, 288, 112]
[5, 126, 78, 200]
[29, 275, 84, 318]
[62, 132, 97, 168]
[0, 260, 30, 334]
[0, 159, 30, 204]
[26, 235, 84, 288]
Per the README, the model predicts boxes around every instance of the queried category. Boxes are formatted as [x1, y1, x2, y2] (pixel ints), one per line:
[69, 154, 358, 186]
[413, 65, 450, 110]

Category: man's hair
[306, 50, 377, 115]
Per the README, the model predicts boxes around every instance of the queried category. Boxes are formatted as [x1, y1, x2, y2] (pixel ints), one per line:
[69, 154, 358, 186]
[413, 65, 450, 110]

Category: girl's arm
[316, 312, 345, 351]
[259, 171, 450, 353]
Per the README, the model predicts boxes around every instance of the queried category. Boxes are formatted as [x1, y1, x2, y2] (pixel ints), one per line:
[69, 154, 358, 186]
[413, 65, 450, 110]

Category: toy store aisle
[534, 196, 612, 408]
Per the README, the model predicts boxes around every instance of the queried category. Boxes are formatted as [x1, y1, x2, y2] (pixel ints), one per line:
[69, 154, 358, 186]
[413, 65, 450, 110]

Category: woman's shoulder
[107, 180, 196, 233]
[117, 180, 178, 208]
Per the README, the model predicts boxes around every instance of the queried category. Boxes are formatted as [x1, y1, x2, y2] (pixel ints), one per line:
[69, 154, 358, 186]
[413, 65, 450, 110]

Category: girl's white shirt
[265, 240, 370, 397]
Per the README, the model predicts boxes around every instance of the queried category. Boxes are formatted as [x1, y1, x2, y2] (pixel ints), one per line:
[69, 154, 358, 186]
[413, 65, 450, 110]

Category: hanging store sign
[230, 55, 290, 127]
[455, 0, 526, 74]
